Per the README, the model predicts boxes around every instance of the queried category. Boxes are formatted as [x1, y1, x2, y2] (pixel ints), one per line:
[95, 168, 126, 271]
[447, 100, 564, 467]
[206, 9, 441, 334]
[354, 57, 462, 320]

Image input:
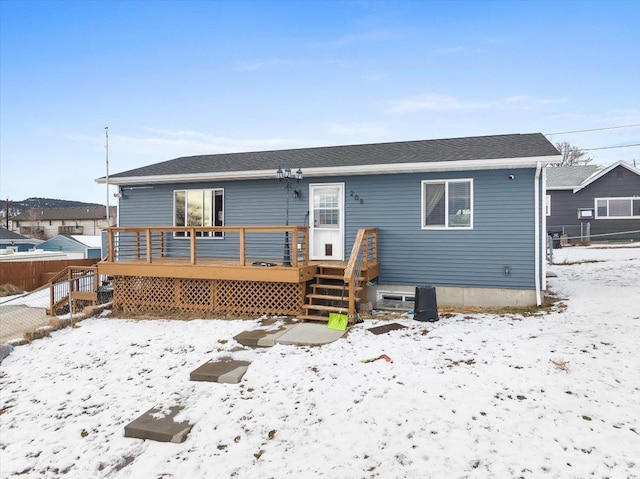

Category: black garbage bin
[413, 285, 439, 322]
[549, 231, 562, 249]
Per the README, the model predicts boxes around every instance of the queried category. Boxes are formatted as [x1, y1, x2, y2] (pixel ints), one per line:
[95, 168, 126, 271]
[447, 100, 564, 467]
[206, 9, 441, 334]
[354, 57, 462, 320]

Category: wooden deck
[99, 257, 318, 283]
[99, 258, 378, 284]
[98, 225, 379, 319]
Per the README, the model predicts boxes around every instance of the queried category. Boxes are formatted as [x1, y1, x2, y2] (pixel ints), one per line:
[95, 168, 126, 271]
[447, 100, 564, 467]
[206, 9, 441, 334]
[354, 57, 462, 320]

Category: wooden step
[307, 293, 347, 302]
[302, 304, 349, 313]
[307, 293, 360, 303]
[317, 265, 346, 272]
[298, 314, 330, 323]
[314, 273, 345, 281]
[312, 283, 362, 292]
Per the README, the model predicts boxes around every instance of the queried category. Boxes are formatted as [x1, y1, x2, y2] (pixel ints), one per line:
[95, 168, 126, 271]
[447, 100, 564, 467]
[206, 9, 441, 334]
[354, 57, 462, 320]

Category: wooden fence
[0, 259, 96, 291]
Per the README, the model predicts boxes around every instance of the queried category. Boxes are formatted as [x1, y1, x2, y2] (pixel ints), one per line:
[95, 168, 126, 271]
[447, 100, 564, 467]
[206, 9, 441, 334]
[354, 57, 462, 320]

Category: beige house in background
[9, 206, 116, 239]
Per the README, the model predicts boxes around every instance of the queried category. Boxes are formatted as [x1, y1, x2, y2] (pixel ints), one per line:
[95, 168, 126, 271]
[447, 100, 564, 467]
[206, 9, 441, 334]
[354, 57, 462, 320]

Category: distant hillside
[1, 198, 104, 218]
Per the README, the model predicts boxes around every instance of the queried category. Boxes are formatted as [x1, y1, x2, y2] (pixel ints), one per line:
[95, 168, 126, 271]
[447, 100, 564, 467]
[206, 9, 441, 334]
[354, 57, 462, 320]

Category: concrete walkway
[233, 322, 346, 347]
[124, 321, 347, 443]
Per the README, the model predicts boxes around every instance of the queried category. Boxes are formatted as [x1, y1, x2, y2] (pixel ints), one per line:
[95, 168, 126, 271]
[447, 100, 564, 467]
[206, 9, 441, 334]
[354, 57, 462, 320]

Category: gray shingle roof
[11, 206, 116, 221]
[0, 227, 30, 241]
[545, 165, 601, 189]
[109, 133, 559, 179]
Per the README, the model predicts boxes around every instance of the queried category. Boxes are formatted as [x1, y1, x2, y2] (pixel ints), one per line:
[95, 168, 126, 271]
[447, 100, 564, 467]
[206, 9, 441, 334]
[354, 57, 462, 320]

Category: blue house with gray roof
[97, 133, 561, 316]
[0, 227, 43, 252]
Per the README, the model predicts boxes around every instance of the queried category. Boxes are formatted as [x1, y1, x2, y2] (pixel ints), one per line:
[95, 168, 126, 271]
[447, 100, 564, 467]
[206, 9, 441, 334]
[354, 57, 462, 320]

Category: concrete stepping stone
[190, 357, 250, 384]
[233, 323, 296, 347]
[367, 323, 408, 335]
[124, 405, 192, 443]
[275, 323, 346, 346]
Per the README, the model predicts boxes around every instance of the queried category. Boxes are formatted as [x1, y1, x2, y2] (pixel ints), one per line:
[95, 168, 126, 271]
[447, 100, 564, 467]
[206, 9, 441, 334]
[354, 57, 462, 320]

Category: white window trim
[594, 197, 640, 220]
[173, 188, 225, 238]
[421, 178, 474, 230]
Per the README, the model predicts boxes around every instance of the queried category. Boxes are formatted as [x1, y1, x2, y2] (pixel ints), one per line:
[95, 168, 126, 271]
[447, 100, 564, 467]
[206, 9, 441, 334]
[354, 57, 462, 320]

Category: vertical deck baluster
[239, 228, 246, 266]
[146, 229, 153, 263]
[190, 229, 196, 265]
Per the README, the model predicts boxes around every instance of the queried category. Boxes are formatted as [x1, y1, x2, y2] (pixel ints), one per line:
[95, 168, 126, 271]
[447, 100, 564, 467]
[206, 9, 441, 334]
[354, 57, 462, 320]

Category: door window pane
[314, 187, 339, 228]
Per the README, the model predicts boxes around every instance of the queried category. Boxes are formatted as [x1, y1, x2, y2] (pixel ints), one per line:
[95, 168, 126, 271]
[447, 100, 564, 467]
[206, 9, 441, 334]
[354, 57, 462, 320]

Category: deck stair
[47, 266, 111, 316]
[300, 264, 365, 323]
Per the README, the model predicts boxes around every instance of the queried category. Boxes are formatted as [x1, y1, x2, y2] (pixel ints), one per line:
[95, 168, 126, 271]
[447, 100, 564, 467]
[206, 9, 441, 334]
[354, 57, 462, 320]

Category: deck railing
[344, 228, 378, 317]
[105, 226, 310, 267]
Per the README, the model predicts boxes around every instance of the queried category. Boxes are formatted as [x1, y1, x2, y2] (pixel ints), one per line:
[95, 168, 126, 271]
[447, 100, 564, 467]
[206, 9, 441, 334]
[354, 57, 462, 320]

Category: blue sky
[1, 0, 638, 204]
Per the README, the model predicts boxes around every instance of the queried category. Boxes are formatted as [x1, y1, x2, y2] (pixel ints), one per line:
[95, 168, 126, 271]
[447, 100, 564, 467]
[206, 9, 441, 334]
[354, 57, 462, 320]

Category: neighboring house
[0, 227, 43, 252]
[97, 133, 561, 315]
[546, 161, 640, 242]
[38, 235, 103, 259]
[10, 206, 116, 240]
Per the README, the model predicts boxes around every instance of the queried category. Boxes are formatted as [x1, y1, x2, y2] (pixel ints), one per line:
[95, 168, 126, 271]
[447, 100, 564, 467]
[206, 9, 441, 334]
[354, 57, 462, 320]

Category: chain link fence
[0, 285, 52, 344]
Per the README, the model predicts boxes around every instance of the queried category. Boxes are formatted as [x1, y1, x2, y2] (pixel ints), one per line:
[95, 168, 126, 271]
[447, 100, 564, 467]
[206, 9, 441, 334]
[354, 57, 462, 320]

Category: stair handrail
[49, 265, 99, 315]
[343, 228, 378, 318]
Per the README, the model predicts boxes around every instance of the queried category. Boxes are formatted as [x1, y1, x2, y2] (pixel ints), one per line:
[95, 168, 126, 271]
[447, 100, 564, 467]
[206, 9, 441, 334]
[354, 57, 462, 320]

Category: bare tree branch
[554, 141, 594, 166]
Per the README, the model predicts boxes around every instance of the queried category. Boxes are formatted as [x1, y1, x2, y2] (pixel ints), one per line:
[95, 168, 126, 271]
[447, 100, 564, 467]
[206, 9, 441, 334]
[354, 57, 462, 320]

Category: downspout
[534, 162, 542, 306]
[541, 166, 547, 292]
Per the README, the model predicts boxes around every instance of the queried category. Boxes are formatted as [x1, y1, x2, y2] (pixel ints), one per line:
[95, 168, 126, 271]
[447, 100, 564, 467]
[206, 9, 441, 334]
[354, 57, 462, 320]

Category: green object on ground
[327, 312, 348, 331]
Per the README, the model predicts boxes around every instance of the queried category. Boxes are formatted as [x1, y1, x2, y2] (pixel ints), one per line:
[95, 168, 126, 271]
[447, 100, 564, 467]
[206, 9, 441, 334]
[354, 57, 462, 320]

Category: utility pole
[105, 126, 110, 227]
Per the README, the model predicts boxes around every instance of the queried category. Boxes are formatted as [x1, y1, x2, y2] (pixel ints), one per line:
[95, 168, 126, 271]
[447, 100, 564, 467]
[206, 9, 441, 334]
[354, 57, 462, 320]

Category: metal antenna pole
[105, 126, 110, 227]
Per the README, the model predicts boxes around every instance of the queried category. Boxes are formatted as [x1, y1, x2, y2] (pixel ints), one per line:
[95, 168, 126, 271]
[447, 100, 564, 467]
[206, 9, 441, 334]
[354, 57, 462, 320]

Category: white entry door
[309, 183, 345, 261]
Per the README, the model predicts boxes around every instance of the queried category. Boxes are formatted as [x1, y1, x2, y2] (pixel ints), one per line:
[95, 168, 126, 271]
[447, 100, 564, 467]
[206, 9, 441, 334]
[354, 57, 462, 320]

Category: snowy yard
[1, 245, 639, 478]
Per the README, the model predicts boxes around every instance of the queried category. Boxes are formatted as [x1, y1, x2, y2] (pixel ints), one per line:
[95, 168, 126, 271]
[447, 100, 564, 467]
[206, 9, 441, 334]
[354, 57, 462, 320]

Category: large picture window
[595, 197, 640, 219]
[174, 189, 224, 237]
[422, 179, 473, 229]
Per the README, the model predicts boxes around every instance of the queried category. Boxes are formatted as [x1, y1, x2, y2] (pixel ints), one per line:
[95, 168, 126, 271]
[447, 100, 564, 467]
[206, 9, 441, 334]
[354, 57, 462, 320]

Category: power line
[545, 123, 640, 135]
[583, 143, 640, 151]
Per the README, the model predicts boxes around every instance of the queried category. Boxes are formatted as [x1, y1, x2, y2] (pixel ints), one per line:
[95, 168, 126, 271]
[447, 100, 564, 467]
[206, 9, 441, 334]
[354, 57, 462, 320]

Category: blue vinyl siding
[341, 169, 536, 289]
[39, 236, 102, 258]
[118, 168, 538, 289]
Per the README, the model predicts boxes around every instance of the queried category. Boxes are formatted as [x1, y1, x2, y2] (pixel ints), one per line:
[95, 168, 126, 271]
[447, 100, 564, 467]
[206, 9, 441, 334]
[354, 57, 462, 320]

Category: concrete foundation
[371, 284, 539, 309]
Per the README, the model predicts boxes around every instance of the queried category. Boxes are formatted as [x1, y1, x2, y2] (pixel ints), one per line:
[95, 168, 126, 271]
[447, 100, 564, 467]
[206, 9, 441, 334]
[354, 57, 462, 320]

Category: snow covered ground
[1, 245, 639, 478]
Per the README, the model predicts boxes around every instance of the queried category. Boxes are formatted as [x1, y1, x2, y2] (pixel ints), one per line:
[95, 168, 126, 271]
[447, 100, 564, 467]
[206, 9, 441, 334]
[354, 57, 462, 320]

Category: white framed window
[594, 197, 640, 219]
[545, 195, 551, 216]
[578, 208, 594, 219]
[174, 189, 224, 237]
[421, 179, 473, 229]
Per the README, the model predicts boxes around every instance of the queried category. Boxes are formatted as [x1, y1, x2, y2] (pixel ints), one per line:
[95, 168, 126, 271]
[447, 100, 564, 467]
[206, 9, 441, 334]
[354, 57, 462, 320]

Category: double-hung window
[422, 179, 473, 229]
[174, 189, 224, 237]
[595, 197, 640, 219]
